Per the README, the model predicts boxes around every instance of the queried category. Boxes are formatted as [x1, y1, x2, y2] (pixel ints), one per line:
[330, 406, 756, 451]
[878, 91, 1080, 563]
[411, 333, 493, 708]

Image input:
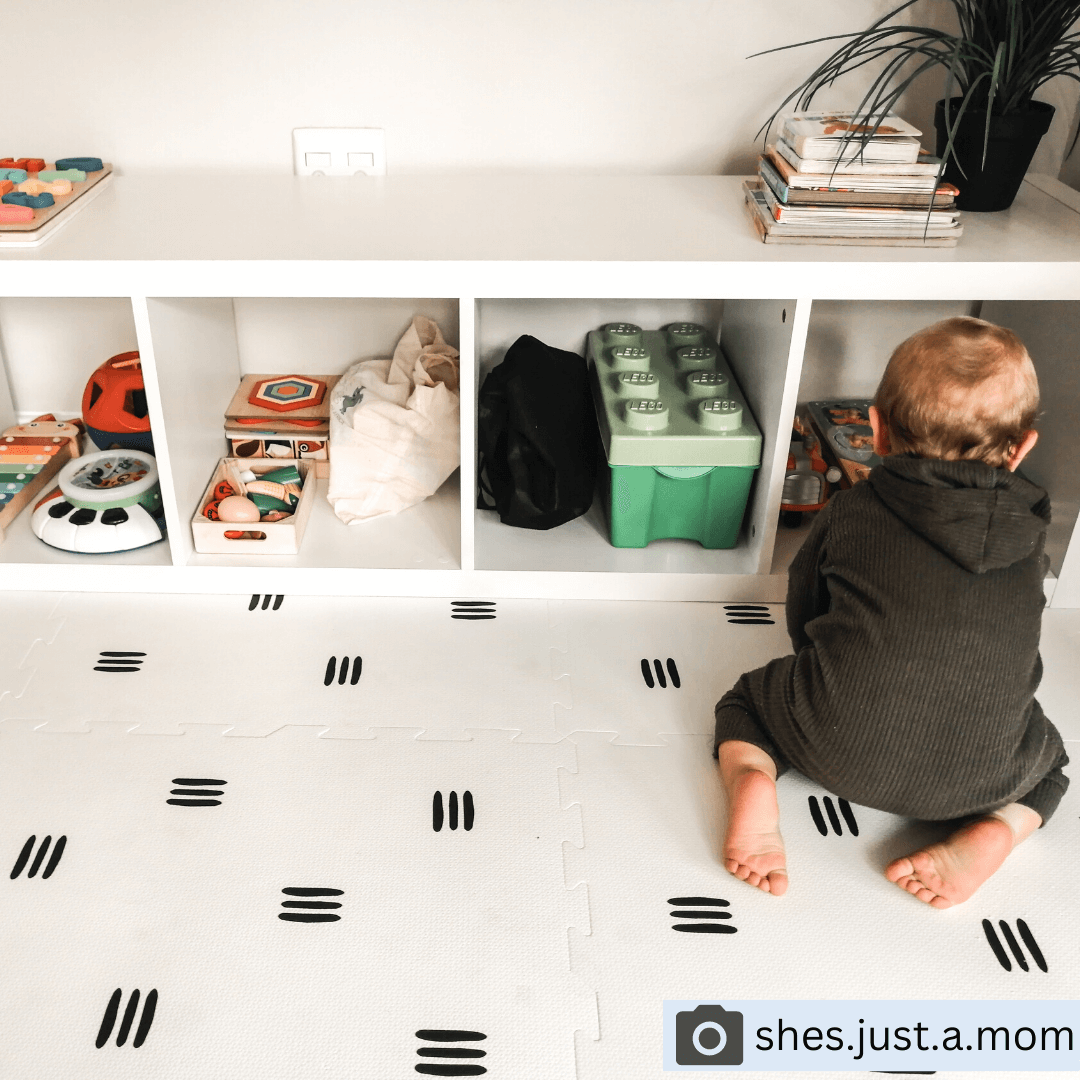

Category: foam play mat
[2, 593, 1076, 1079]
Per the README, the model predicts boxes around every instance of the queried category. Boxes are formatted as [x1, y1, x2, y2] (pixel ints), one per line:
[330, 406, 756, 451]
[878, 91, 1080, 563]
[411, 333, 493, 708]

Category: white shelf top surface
[2, 173, 1079, 298]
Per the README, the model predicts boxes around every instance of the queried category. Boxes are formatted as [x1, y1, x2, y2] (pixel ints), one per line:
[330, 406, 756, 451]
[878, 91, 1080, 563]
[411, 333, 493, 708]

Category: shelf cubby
[0, 296, 172, 570]
[142, 296, 463, 572]
[472, 297, 800, 580]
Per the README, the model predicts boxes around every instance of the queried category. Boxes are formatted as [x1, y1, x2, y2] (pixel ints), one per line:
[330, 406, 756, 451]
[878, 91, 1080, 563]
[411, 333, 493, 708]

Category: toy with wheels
[82, 351, 154, 453]
[780, 420, 839, 528]
[31, 449, 164, 553]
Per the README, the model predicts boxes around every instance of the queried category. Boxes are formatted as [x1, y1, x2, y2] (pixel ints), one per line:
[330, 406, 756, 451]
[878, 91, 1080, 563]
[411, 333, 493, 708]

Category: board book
[755, 178, 961, 231]
[774, 140, 942, 179]
[760, 150, 958, 208]
[778, 111, 923, 163]
[741, 181, 962, 247]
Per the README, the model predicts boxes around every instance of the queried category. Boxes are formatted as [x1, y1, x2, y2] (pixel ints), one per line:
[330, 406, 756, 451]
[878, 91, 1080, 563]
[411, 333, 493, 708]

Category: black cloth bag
[476, 334, 600, 530]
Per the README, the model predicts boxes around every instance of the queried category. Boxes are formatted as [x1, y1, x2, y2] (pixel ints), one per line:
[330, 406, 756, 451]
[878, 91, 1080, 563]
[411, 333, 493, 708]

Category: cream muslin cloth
[327, 316, 459, 523]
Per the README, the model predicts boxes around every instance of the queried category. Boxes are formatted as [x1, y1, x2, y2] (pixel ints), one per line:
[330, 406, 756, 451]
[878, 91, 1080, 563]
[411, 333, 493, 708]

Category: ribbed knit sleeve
[785, 498, 833, 653]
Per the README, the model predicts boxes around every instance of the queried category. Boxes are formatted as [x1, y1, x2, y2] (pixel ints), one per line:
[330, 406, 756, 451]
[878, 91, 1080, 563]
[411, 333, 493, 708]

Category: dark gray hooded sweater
[717, 455, 1068, 823]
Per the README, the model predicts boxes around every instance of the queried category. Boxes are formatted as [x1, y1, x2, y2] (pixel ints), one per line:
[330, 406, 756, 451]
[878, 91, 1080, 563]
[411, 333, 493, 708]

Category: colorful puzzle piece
[54, 156, 103, 172]
[0, 157, 45, 172]
[18, 179, 73, 197]
[248, 375, 328, 413]
[0, 169, 28, 184]
[0, 205, 33, 223]
[36, 170, 84, 184]
[2, 191, 54, 209]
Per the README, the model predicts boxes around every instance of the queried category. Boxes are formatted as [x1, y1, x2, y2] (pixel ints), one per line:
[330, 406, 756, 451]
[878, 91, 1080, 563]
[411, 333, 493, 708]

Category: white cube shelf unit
[1, 173, 1078, 605]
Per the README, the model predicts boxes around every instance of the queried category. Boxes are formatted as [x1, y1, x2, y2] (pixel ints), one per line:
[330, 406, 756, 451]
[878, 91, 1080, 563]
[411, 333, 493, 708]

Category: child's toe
[885, 856, 914, 882]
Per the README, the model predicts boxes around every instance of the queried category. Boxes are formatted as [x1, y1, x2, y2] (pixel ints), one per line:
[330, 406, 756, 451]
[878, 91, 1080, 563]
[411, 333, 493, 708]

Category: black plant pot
[934, 98, 1055, 212]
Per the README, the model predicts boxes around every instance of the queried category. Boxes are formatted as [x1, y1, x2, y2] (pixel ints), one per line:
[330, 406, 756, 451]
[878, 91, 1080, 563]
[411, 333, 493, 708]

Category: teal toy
[0, 168, 28, 183]
[2, 191, 54, 209]
[55, 157, 103, 172]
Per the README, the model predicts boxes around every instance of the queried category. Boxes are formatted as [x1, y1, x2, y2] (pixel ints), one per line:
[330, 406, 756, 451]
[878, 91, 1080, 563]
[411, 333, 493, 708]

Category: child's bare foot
[886, 808, 1036, 909]
[721, 764, 787, 895]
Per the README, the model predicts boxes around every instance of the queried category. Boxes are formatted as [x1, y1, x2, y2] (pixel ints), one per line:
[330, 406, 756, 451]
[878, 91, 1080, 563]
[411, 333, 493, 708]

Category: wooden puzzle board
[0, 164, 113, 246]
[225, 374, 340, 427]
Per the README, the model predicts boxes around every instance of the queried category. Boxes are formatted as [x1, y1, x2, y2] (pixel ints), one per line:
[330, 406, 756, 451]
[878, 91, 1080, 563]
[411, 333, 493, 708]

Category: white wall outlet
[292, 128, 386, 177]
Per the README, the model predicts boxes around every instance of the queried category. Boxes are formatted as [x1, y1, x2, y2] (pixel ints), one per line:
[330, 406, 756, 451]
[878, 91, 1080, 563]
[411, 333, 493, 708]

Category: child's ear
[868, 405, 891, 457]
[1006, 429, 1038, 472]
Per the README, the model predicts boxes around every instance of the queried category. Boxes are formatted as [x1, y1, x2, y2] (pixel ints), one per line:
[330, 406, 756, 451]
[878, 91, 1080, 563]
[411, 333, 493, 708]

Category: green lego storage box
[587, 322, 762, 549]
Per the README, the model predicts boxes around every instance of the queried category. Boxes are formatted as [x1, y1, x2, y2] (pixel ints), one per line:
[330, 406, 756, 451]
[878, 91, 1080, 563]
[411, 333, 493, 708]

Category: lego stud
[686, 371, 730, 398]
[699, 398, 742, 431]
[610, 344, 651, 371]
[667, 322, 707, 343]
[616, 371, 659, 398]
[603, 322, 643, 344]
[674, 344, 717, 372]
[625, 398, 669, 431]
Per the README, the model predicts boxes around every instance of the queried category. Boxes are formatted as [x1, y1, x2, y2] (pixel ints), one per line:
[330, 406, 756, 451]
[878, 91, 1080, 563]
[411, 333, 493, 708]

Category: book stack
[743, 111, 963, 247]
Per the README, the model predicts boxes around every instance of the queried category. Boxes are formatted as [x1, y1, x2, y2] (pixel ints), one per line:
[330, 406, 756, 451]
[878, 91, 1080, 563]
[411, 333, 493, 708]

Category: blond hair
[873, 317, 1039, 467]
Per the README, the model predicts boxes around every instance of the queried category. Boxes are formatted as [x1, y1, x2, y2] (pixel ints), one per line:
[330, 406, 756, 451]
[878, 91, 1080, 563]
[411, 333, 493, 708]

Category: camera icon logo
[675, 1003, 743, 1065]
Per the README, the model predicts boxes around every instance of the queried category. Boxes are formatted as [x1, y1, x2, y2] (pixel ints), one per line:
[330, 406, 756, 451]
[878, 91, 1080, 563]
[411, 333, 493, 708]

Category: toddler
[714, 317, 1069, 908]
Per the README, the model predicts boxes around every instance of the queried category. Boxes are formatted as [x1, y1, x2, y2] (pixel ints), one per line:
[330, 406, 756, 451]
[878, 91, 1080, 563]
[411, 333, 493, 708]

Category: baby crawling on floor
[714, 317, 1069, 908]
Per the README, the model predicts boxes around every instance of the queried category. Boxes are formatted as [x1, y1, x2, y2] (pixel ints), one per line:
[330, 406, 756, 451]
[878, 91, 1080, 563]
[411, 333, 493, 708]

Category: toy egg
[217, 495, 260, 523]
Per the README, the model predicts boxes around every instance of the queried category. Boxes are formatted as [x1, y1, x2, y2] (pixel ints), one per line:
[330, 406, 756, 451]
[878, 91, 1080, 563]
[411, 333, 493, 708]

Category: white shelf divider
[130, 294, 183, 566]
[458, 296, 477, 573]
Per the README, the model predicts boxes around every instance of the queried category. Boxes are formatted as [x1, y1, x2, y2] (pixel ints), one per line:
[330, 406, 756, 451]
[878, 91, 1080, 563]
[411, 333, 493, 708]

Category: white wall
[798, 301, 981, 403]
[7, 0, 1076, 182]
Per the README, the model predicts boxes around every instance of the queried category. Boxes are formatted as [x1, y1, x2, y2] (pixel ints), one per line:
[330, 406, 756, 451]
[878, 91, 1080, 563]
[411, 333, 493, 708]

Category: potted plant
[755, 0, 1080, 211]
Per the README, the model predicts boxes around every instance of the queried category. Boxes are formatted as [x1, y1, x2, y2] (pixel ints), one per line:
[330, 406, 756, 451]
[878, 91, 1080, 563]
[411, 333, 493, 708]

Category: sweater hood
[867, 456, 1050, 574]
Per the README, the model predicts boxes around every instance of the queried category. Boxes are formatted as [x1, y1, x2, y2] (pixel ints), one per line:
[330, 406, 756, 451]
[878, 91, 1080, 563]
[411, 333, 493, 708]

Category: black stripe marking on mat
[723, 603, 775, 625]
[640, 658, 654, 687]
[982, 919, 1012, 970]
[669, 896, 736, 934]
[324, 656, 363, 685]
[10, 834, 68, 879]
[95, 988, 157, 1048]
[415, 1029, 487, 1076]
[451, 601, 496, 620]
[279, 887, 344, 922]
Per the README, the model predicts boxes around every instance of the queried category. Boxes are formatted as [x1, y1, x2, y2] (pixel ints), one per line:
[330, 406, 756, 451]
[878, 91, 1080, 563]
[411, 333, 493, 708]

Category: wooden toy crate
[191, 458, 315, 555]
